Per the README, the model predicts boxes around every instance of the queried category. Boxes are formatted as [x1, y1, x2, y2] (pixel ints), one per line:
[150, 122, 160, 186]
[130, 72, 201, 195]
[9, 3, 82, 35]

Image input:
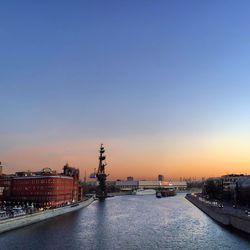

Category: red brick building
[0, 175, 12, 201]
[0, 164, 80, 207]
[10, 175, 74, 207]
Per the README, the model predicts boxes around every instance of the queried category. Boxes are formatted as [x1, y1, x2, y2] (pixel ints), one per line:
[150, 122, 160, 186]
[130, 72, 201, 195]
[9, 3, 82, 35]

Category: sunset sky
[1, 1, 250, 180]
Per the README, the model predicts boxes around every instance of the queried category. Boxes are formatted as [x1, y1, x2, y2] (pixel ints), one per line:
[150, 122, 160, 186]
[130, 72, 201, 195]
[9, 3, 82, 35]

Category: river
[0, 193, 250, 250]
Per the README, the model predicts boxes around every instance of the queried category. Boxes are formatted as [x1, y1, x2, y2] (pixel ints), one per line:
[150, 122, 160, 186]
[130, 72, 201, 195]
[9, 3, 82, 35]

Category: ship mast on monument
[96, 144, 108, 201]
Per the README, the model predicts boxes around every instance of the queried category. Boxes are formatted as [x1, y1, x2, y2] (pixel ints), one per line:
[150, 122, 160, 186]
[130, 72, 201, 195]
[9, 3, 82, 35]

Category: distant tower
[158, 175, 164, 181]
[0, 162, 3, 176]
[127, 176, 134, 181]
[84, 169, 87, 183]
[96, 144, 108, 201]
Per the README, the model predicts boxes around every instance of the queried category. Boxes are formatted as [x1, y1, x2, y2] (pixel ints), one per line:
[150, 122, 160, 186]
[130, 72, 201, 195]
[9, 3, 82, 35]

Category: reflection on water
[1, 194, 250, 250]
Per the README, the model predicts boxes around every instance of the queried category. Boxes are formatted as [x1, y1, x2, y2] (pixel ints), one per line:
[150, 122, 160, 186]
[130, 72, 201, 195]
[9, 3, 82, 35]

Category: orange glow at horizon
[1, 132, 250, 181]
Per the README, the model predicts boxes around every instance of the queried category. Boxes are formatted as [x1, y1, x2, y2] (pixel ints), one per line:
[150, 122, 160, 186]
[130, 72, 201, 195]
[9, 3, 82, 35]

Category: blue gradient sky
[1, 1, 250, 179]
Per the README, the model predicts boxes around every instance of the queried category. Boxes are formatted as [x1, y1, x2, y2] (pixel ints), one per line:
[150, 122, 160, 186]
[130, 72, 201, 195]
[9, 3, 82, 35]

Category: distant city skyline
[1, 1, 250, 180]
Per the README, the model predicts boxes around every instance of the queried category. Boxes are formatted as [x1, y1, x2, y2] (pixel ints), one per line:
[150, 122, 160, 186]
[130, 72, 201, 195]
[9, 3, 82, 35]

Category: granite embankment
[186, 194, 250, 234]
[0, 197, 94, 234]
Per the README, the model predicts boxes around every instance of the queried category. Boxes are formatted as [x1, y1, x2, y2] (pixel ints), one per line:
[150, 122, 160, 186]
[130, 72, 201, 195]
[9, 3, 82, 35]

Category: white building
[115, 180, 138, 191]
[169, 181, 187, 190]
[138, 180, 175, 189]
[110, 180, 187, 191]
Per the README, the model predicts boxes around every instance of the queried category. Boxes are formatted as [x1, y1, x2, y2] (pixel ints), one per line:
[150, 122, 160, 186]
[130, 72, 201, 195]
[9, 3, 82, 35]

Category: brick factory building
[0, 164, 80, 208]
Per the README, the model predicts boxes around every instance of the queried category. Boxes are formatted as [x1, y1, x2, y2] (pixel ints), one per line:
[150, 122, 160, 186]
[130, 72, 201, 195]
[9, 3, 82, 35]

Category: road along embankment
[186, 194, 250, 234]
[0, 197, 94, 234]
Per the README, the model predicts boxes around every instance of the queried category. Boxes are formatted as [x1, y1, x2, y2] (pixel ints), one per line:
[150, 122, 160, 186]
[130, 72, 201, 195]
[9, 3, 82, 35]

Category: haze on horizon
[0, 1, 250, 180]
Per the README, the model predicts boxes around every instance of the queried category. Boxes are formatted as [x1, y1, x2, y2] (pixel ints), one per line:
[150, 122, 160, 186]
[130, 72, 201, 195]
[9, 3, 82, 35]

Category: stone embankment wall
[0, 197, 94, 234]
[186, 194, 250, 234]
[185, 194, 230, 225]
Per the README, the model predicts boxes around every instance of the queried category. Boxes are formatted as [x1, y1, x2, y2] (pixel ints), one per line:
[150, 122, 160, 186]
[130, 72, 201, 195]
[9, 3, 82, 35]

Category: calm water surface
[0, 194, 250, 250]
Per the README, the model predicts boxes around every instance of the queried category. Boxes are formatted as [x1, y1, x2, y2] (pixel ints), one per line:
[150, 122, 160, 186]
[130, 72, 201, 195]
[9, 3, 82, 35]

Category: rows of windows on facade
[0, 163, 84, 208]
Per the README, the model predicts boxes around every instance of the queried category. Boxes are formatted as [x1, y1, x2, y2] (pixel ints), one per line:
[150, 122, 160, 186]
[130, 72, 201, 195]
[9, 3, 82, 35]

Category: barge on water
[186, 193, 250, 234]
[156, 188, 176, 198]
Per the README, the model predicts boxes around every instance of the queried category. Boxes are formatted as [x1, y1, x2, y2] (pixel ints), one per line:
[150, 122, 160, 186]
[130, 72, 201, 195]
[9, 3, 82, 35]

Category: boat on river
[156, 189, 176, 198]
[156, 191, 162, 198]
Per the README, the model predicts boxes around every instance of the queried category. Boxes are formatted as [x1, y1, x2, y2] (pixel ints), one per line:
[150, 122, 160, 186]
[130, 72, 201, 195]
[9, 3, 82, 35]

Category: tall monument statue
[96, 144, 108, 201]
